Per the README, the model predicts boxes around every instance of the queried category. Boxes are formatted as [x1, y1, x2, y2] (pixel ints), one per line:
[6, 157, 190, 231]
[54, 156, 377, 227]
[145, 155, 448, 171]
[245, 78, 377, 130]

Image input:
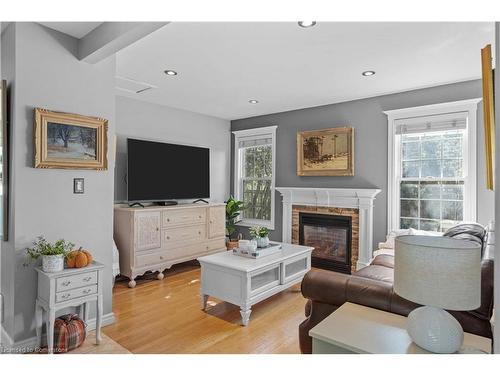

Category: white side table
[309, 302, 491, 354]
[35, 261, 104, 354]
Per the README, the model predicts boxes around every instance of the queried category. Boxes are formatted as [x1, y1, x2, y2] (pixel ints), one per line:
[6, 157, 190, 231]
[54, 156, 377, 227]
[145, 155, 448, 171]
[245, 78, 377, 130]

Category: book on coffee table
[232, 242, 282, 259]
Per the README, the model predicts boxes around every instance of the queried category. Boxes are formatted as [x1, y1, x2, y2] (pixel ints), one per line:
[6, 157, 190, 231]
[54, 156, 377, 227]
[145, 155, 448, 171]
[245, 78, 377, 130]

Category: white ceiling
[38, 22, 102, 38]
[114, 22, 494, 120]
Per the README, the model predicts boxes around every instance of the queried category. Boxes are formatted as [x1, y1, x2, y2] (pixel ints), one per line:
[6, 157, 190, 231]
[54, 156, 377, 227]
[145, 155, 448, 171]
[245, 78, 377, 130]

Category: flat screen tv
[127, 138, 210, 202]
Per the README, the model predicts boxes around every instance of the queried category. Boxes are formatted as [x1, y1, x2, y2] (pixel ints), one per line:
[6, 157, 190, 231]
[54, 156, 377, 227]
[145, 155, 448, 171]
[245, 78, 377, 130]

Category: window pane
[402, 161, 420, 178]
[420, 181, 440, 199]
[421, 139, 441, 159]
[400, 218, 418, 229]
[242, 179, 272, 221]
[442, 183, 463, 200]
[402, 142, 419, 160]
[420, 200, 440, 219]
[442, 159, 462, 178]
[421, 160, 441, 178]
[401, 199, 418, 218]
[442, 201, 463, 221]
[442, 138, 462, 158]
[420, 219, 440, 231]
[244, 149, 255, 178]
[400, 182, 418, 199]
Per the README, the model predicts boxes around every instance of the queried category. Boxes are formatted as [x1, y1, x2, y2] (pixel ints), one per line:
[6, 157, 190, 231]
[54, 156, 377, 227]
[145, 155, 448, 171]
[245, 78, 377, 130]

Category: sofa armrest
[301, 268, 350, 307]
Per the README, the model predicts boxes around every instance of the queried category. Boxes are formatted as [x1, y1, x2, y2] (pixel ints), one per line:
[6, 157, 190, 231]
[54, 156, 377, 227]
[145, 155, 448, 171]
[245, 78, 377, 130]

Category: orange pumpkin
[66, 247, 93, 268]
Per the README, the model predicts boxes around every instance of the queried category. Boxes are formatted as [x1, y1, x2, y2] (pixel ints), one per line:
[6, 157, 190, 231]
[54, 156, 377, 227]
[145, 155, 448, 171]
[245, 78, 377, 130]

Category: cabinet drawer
[56, 284, 97, 303]
[163, 224, 206, 245]
[162, 208, 206, 227]
[136, 250, 169, 267]
[56, 271, 98, 292]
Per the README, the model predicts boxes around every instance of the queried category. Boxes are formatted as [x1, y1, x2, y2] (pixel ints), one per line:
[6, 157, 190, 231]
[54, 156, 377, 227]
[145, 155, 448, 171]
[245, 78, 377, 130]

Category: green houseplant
[25, 236, 74, 273]
[225, 196, 244, 250]
[249, 225, 270, 248]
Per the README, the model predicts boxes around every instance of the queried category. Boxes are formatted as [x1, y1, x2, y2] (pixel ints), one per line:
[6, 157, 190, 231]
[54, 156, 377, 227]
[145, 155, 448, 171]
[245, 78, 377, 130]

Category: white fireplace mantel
[276, 187, 382, 270]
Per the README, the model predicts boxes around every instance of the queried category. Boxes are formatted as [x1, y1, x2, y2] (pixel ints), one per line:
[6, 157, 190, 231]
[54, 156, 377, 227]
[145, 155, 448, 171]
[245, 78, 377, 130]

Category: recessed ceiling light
[164, 70, 178, 76]
[298, 21, 317, 28]
[249, 99, 259, 104]
[362, 70, 376, 77]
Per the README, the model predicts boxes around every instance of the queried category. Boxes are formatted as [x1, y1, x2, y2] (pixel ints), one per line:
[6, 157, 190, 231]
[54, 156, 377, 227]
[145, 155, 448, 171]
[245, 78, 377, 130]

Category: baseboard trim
[1, 324, 13, 349]
[2, 312, 115, 353]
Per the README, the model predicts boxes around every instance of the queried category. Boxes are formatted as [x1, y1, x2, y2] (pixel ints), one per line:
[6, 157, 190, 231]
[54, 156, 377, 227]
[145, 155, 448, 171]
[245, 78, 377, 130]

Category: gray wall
[231, 79, 494, 248]
[114, 96, 231, 203]
[1, 23, 116, 343]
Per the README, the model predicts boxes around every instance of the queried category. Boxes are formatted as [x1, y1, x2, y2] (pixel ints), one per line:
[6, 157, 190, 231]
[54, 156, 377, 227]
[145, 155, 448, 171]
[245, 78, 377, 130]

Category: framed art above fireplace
[297, 126, 354, 176]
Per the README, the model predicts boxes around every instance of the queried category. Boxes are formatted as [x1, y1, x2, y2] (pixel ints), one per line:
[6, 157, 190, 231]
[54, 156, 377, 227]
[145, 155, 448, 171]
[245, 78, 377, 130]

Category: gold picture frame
[297, 126, 354, 176]
[34, 108, 108, 170]
[481, 44, 495, 190]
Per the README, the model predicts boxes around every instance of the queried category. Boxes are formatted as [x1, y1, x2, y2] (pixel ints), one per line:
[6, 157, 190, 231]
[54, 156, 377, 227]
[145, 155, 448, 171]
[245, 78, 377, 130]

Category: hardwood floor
[103, 261, 307, 354]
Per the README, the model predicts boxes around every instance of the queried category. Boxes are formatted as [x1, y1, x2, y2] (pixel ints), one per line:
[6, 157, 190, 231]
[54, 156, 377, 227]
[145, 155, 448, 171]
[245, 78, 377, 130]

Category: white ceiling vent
[116, 76, 157, 94]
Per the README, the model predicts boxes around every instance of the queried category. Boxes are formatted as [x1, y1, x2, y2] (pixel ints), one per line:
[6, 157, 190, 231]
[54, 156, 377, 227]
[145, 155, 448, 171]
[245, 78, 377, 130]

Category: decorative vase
[42, 254, 64, 273]
[256, 236, 269, 248]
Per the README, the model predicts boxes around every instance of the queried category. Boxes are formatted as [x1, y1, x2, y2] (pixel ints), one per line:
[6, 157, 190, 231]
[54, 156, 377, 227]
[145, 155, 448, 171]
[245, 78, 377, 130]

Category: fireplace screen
[299, 213, 352, 274]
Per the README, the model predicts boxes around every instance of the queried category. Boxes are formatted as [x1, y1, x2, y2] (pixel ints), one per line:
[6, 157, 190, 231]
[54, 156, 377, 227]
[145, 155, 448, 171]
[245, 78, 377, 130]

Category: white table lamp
[394, 235, 481, 353]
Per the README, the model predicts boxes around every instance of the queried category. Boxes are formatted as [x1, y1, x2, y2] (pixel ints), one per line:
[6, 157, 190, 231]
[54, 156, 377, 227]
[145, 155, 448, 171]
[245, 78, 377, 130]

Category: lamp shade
[394, 235, 481, 311]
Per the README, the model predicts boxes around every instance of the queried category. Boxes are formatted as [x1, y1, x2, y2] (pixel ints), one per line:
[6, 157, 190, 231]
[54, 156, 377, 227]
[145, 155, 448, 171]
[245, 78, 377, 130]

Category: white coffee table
[198, 242, 313, 326]
[309, 302, 492, 354]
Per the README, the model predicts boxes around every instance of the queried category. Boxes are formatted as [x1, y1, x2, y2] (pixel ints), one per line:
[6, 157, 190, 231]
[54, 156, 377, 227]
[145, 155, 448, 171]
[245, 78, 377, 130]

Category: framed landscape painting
[297, 126, 354, 176]
[34, 108, 108, 170]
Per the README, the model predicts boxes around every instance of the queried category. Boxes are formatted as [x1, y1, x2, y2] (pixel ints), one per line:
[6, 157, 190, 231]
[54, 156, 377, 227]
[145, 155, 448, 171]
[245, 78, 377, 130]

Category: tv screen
[127, 138, 210, 202]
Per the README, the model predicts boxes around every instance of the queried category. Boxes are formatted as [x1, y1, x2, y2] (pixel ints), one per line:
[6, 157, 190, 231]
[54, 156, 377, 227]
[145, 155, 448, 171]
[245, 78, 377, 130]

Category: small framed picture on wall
[34, 108, 108, 170]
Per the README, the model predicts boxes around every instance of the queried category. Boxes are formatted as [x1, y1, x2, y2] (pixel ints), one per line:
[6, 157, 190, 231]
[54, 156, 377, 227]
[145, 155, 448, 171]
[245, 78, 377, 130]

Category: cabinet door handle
[167, 236, 170, 240]
[61, 293, 71, 299]
[198, 231, 202, 235]
[199, 215, 202, 219]
[83, 277, 91, 282]
[167, 218, 170, 222]
[82, 289, 92, 294]
[62, 281, 71, 287]
[156, 227, 159, 231]
[160, 256, 164, 260]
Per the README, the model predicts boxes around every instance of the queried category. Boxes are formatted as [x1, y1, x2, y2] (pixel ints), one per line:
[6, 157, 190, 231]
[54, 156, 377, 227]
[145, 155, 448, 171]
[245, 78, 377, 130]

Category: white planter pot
[42, 254, 64, 273]
[256, 236, 270, 248]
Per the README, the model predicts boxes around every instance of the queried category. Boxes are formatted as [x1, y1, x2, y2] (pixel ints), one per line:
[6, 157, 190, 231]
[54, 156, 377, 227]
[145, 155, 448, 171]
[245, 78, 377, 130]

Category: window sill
[236, 219, 275, 231]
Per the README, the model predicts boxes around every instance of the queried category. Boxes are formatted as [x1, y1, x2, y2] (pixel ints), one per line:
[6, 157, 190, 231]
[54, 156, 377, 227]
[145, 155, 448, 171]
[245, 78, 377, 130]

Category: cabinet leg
[200, 294, 209, 310]
[240, 307, 252, 326]
[47, 309, 55, 354]
[128, 279, 137, 288]
[35, 301, 43, 350]
[96, 295, 103, 344]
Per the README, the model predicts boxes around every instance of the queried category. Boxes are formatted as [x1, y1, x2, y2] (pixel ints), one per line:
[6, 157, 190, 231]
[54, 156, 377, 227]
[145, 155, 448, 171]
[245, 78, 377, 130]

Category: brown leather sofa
[299, 254, 494, 354]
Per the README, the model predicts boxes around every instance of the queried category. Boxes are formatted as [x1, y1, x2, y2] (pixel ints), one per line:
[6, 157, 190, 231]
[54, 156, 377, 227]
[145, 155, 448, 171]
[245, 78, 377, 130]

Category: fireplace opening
[299, 212, 352, 274]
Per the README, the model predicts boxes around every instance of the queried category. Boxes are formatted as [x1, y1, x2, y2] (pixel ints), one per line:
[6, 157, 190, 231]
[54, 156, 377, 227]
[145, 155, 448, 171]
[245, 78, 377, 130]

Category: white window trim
[384, 98, 481, 233]
[232, 125, 277, 230]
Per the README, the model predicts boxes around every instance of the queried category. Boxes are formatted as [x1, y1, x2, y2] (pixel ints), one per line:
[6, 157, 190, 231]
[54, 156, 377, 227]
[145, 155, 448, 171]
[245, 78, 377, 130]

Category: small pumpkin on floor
[66, 247, 93, 268]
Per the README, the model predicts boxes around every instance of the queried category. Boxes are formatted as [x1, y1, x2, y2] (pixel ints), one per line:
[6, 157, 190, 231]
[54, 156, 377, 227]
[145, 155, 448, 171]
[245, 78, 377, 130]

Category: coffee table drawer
[282, 254, 310, 284]
[250, 264, 281, 296]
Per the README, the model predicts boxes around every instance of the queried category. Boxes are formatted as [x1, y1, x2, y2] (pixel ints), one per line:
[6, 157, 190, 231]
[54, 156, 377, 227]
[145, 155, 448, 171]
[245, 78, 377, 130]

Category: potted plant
[249, 225, 270, 248]
[25, 236, 74, 273]
[226, 196, 244, 250]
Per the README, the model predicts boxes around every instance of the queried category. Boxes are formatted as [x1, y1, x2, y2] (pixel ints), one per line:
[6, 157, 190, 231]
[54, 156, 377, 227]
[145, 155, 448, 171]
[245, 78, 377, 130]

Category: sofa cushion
[354, 264, 394, 283]
[443, 223, 486, 254]
[370, 254, 394, 268]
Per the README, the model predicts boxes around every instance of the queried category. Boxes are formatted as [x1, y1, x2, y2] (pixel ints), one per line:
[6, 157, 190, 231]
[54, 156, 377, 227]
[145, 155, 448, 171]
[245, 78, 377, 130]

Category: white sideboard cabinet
[114, 203, 226, 287]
